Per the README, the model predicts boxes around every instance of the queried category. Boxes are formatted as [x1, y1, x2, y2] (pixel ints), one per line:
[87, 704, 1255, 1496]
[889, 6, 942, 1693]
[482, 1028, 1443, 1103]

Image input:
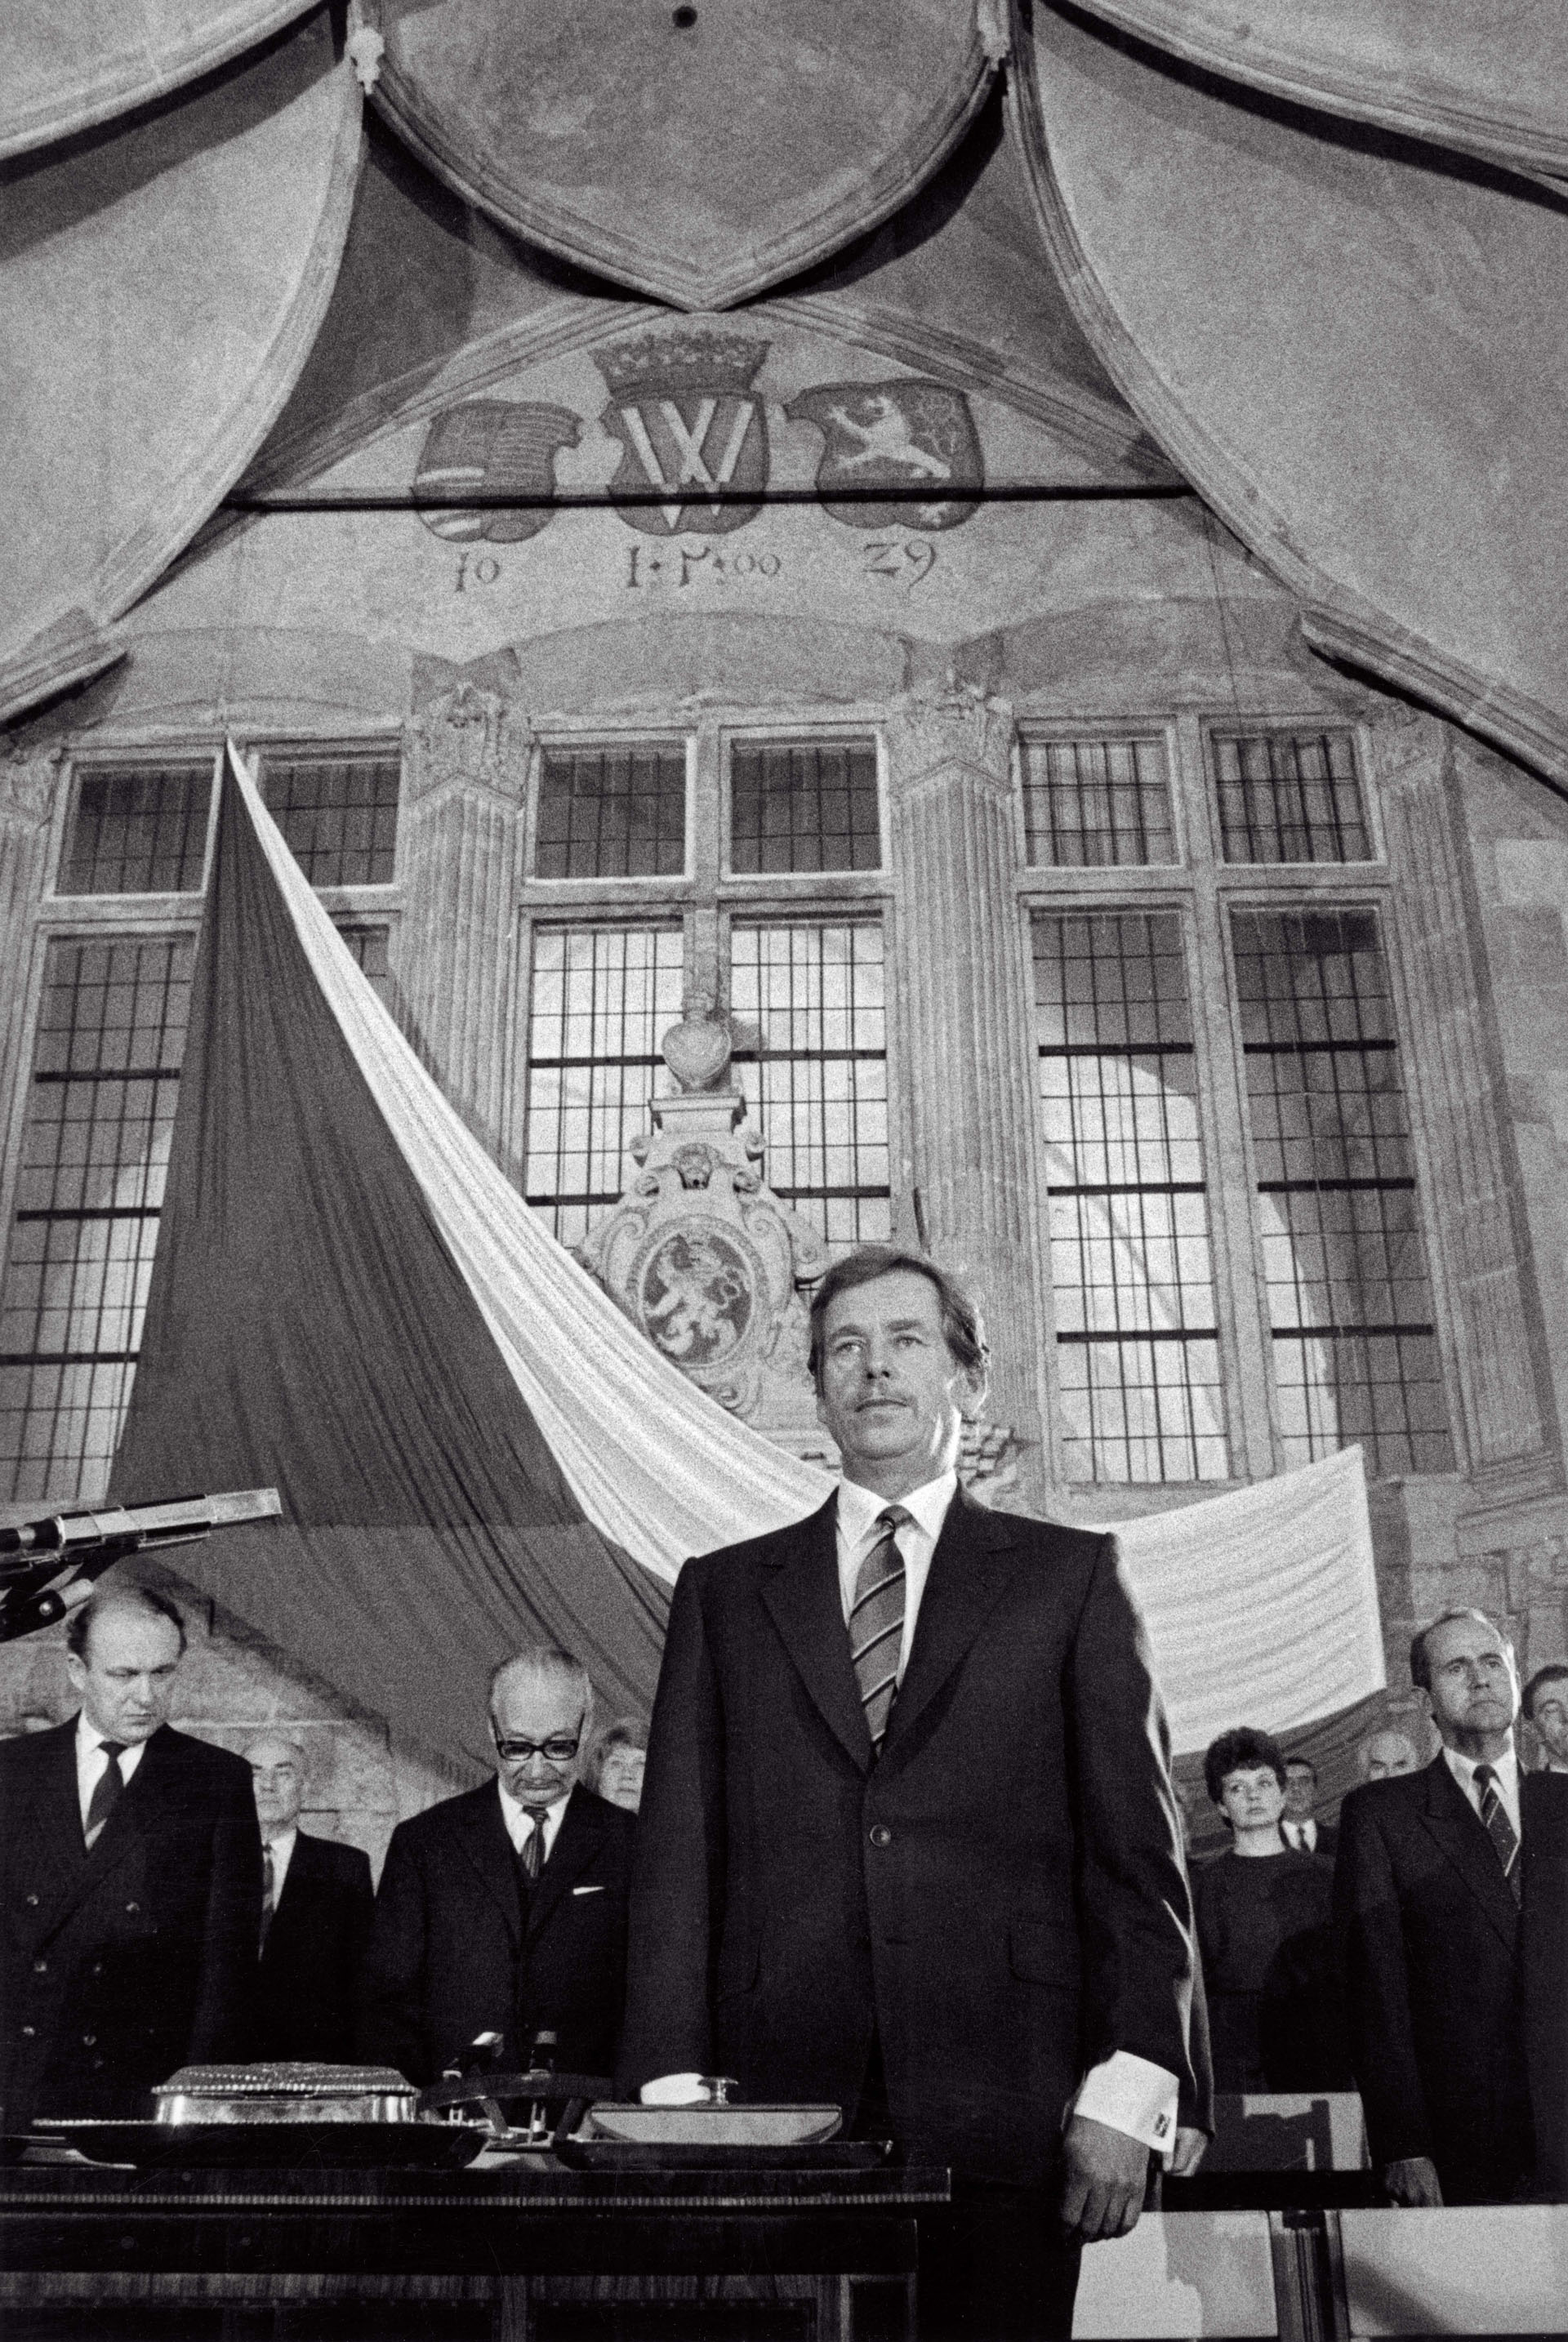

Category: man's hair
[1284, 1754, 1317, 1784]
[1203, 1726, 1287, 1806]
[1409, 1608, 1513, 1692]
[65, 1583, 187, 1663]
[806, 1245, 989, 1390]
[244, 1730, 310, 1775]
[1523, 1662, 1568, 1721]
[1356, 1725, 1423, 1777]
[488, 1644, 594, 1740]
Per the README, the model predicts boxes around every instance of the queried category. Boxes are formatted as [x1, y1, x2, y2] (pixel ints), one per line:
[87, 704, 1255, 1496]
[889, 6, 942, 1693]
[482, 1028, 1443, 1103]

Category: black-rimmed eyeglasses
[491, 1723, 584, 1765]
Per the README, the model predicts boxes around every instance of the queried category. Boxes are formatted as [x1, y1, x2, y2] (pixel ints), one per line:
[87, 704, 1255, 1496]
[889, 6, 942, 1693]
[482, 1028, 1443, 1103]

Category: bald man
[0, 1586, 261, 2126]
[247, 1734, 373, 2064]
[358, 1646, 635, 2085]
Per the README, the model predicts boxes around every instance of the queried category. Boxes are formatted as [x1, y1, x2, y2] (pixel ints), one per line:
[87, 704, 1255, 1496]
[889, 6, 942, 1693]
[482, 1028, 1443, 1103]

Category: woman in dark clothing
[1195, 1726, 1348, 2092]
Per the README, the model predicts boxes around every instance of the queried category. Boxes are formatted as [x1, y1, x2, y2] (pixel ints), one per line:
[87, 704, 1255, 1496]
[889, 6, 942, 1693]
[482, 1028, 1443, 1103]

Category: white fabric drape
[1104, 1445, 1383, 1752]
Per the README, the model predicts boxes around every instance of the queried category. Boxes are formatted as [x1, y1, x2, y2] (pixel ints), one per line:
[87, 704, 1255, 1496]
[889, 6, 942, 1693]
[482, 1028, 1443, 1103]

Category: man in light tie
[0, 1585, 260, 2126]
[1336, 1608, 1535, 2204]
[621, 1246, 1202, 2340]
[358, 1645, 635, 2085]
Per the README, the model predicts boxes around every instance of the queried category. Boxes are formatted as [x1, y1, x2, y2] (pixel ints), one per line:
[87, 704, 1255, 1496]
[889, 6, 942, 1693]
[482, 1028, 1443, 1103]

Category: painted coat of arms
[635, 1225, 759, 1370]
[786, 379, 982, 529]
[596, 331, 769, 537]
[413, 399, 582, 542]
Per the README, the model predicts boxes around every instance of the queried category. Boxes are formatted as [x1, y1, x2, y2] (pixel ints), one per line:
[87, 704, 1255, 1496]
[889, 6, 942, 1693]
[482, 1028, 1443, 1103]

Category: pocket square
[572, 1884, 605, 1896]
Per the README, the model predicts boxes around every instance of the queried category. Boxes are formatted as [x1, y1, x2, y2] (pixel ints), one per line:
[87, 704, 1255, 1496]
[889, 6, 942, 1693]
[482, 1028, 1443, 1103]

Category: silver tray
[30, 2119, 492, 2169]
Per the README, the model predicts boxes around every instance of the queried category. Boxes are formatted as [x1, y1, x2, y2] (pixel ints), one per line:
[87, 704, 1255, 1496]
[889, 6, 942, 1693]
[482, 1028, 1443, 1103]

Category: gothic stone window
[0, 746, 401, 1501]
[1020, 719, 1452, 1486]
[519, 728, 889, 1257]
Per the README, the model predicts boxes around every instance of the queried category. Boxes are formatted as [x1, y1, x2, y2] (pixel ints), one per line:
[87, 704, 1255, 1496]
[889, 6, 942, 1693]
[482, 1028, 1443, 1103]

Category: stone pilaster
[399, 653, 528, 1148]
[1371, 711, 1552, 1480]
[884, 682, 1049, 1490]
[0, 737, 64, 1136]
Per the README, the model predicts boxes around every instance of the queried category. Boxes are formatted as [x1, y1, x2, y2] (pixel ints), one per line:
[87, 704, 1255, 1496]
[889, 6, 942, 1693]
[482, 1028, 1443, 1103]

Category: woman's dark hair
[1203, 1725, 1287, 1807]
[806, 1245, 988, 1389]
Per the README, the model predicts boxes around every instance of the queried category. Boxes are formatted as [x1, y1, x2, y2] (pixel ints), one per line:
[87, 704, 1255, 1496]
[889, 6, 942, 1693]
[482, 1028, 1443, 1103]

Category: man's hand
[1060, 2113, 1150, 2242]
[1383, 2156, 1443, 2206]
[1169, 2126, 1208, 2179]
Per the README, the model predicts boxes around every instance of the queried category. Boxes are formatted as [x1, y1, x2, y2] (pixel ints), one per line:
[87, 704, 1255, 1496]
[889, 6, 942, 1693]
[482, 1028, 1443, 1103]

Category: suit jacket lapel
[36, 1721, 168, 1935]
[1420, 1754, 1519, 1947]
[880, 1489, 1020, 1761]
[526, 1787, 604, 1943]
[457, 1784, 523, 1948]
[760, 1496, 871, 1772]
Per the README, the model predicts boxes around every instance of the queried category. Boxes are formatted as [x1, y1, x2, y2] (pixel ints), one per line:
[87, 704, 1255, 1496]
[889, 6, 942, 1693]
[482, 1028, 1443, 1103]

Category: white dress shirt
[1281, 1819, 1320, 1854]
[75, 1712, 149, 1837]
[1444, 1740, 1521, 1840]
[262, 1823, 299, 1899]
[834, 1470, 955, 1681]
[498, 1779, 572, 1863]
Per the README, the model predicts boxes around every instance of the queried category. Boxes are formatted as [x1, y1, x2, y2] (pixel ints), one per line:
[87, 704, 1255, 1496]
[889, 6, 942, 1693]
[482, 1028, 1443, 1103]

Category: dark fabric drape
[112, 763, 668, 1778]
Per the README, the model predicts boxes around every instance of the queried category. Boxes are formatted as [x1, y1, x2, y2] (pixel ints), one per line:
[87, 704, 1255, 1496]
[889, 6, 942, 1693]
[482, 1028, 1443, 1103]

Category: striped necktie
[1473, 1765, 1521, 1905]
[849, 1506, 911, 1756]
[519, 1814, 544, 1881]
[259, 1844, 276, 1953]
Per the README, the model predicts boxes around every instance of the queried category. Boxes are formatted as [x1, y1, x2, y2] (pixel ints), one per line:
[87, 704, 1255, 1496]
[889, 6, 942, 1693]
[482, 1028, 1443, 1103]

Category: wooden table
[0, 2155, 947, 2342]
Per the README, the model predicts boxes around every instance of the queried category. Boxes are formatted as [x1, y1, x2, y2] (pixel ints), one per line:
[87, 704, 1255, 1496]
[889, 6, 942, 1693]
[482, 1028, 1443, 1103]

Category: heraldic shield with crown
[596, 330, 770, 538]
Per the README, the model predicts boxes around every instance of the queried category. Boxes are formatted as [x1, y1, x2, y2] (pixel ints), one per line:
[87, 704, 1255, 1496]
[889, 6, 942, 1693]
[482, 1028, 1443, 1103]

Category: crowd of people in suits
[2, 1243, 1565, 2340]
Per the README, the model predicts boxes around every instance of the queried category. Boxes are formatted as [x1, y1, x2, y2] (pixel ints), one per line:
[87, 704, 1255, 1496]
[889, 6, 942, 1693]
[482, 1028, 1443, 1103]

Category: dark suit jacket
[255, 1830, 374, 2065]
[1334, 1754, 1530, 2202]
[357, 1780, 635, 2086]
[619, 1489, 1197, 2188]
[1521, 1771, 1568, 2198]
[0, 1719, 262, 2125]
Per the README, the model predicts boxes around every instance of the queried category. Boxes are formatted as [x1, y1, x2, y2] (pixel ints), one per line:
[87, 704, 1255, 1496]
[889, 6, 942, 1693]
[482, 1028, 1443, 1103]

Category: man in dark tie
[358, 1645, 635, 2085]
[1279, 1755, 1338, 1862]
[621, 1247, 1200, 2340]
[1335, 1607, 1534, 2205]
[0, 1585, 261, 2126]
[1522, 1663, 1568, 1775]
[247, 1733, 373, 2064]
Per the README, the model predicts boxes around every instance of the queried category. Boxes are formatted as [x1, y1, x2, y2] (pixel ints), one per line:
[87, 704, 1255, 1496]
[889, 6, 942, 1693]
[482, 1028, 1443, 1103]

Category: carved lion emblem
[634, 1224, 758, 1370]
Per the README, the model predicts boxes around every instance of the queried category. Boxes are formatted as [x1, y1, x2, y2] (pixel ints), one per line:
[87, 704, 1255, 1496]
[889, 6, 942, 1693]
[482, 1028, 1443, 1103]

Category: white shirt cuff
[1068, 2051, 1180, 2157]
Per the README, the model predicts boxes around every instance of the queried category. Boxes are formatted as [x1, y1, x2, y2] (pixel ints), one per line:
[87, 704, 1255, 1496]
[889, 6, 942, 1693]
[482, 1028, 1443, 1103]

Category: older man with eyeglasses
[357, 1645, 636, 2086]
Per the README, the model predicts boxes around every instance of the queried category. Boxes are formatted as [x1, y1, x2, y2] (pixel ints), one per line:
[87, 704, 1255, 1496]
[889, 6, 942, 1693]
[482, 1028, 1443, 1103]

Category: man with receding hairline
[358, 1644, 635, 2084]
[0, 1583, 261, 2126]
[1335, 1606, 1536, 2205]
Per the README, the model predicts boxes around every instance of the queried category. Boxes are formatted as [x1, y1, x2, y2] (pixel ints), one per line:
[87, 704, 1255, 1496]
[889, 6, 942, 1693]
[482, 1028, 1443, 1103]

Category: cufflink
[1153, 2113, 1171, 2138]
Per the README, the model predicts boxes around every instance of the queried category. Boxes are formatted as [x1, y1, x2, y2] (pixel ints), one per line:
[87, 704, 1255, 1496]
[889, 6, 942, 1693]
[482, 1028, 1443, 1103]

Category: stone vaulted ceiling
[1, 0, 1565, 787]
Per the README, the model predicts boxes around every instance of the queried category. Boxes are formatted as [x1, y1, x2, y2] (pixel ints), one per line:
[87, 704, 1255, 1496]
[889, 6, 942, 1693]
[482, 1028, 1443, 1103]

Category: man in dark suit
[0, 1585, 261, 2126]
[620, 1247, 1199, 2340]
[1521, 1770, 1567, 2198]
[247, 1733, 373, 2064]
[1335, 1607, 1534, 2206]
[358, 1645, 635, 2085]
[1280, 1754, 1338, 1862]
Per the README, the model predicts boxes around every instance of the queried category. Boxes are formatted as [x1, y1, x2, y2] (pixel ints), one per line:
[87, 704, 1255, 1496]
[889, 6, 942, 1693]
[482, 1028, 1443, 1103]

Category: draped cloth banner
[1102, 1445, 1383, 1755]
[112, 745, 1383, 1771]
[111, 747, 828, 1775]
